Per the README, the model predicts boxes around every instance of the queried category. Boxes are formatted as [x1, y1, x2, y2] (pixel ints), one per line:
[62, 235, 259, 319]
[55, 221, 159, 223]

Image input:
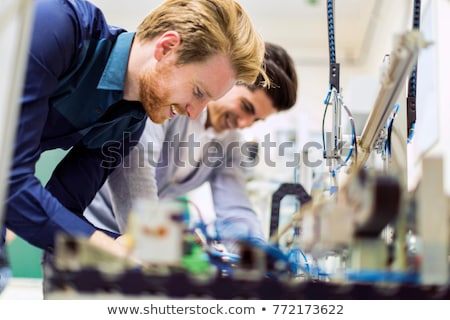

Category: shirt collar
[97, 32, 135, 91]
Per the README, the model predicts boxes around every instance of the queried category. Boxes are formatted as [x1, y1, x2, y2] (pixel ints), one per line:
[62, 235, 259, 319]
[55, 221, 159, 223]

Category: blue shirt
[5, 0, 147, 250]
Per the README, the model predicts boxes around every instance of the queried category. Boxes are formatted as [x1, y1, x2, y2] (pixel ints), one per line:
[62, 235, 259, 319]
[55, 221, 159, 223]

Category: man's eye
[194, 87, 204, 99]
[241, 101, 255, 115]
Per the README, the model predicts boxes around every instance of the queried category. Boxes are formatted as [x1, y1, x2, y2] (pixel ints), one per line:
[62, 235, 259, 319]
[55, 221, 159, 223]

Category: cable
[174, 197, 204, 221]
[343, 103, 358, 165]
[407, 122, 415, 144]
[385, 103, 400, 158]
[322, 0, 340, 158]
[323, 91, 357, 173]
[287, 246, 311, 276]
[322, 86, 332, 158]
[322, 91, 357, 172]
[327, 0, 340, 92]
[334, 96, 357, 171]
[327, 0, 336, 65]
[173, 197, 220, 247]
[406, 0, 421, 141]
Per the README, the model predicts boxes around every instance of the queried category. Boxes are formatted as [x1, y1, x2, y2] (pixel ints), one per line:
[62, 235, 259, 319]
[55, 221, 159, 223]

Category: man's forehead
[251, 89, 277, 119]
[193, 54, 235, 99]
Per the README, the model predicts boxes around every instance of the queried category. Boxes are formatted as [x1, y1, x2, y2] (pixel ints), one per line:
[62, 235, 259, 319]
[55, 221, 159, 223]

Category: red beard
[139, 62, 171, 124]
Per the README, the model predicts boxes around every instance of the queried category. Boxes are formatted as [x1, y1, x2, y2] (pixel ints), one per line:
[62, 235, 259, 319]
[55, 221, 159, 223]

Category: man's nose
[237, 116, 255, 129]
[186, 102, 208, 120]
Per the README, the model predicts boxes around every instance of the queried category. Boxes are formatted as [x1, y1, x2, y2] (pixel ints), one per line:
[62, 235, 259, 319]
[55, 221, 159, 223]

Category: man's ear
[153, 31, 181, 61]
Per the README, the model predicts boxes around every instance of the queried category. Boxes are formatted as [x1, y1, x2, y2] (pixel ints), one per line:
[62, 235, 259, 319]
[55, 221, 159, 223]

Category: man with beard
[3, 0, 266, 261]
[84, 42, 298, 254]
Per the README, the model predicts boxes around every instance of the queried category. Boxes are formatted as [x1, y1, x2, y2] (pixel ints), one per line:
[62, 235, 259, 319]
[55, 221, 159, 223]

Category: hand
[115, 234, 135, 251]
[89, 231, 131, 259]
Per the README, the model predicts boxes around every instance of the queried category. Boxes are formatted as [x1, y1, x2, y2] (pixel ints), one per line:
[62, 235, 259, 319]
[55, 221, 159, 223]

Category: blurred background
[2, 0, 449, 296]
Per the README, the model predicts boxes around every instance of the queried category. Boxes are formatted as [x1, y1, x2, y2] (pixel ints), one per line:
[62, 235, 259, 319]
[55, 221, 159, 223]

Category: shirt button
[95, 108, 101, 114]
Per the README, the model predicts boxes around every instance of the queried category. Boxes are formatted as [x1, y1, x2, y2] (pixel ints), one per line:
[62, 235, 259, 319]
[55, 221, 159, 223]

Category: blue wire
[332, 98, 356, 172]
[287, 236, 311, 276]
[322, 87, 332, 157]
[346, 270, 419, 284]
[287, 247, 311, 275]
[407, 122, 415, 144]
[385, 103, 400, 157]
[323, 86, 332, 105]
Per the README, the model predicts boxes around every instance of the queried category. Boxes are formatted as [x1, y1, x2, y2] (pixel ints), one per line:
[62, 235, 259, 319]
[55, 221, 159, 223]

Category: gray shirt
[84, 114, 266, 252]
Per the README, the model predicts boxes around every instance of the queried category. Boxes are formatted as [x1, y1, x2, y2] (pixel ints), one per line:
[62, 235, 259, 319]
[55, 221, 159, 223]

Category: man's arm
[105, 119, 166, 232]
[209, 131, 266, 253]
[5, 0, 123, 251]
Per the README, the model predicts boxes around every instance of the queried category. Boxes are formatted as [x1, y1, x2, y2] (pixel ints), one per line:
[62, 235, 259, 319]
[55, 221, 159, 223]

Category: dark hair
[247, 42, 298, 111]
